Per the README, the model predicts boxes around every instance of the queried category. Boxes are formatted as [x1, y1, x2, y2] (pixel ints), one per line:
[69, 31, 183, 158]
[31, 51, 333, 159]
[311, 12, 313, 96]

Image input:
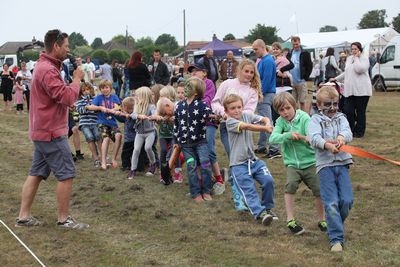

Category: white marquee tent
[296, 27, 398, 58]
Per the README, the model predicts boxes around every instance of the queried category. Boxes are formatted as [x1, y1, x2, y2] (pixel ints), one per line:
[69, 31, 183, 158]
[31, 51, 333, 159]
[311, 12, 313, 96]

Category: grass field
[0, 91, 399, 266]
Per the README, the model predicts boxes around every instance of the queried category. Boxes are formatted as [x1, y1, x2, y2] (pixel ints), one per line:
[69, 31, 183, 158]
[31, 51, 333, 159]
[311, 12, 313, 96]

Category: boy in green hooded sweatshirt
[270, 92, 326, 235]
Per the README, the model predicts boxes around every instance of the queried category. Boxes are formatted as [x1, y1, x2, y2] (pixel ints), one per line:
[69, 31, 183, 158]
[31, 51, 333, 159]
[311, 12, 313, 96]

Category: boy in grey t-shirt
[224, 94, 278, 226]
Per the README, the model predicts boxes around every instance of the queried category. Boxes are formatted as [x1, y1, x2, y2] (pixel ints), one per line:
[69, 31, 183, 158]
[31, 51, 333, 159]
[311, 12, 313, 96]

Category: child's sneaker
[202, 193, 213, 201]
[318, 220, 328, 232]
[94, 160, 101, 168]
[287, 219, 305, 235]
[173, 171, 183, 183]
[127, 170, 136, 180]
[145, 163, 157, 176]
[57, 216, 89, 230]
[212, 182, 225, 195]
[258, 211, 273, 226]
[266, 209, 279, 220]
[76, 153, 85, 160]
[331, 242, 343, 252]
[193, 195, 204, 203]
[15, 216, 42, 227]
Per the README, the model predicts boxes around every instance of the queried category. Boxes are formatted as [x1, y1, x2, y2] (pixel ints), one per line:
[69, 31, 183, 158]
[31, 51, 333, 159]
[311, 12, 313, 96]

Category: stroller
[311, 81, 344, 114]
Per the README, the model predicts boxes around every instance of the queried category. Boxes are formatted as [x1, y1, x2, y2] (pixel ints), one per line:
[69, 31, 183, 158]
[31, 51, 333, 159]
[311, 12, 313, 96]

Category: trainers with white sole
[15, 216, 42, 227]
[57, 216, 89, 230]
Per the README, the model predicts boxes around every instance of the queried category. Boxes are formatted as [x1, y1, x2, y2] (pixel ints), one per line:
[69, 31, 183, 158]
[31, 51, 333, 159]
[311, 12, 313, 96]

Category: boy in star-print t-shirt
[173, 77, 214, 203]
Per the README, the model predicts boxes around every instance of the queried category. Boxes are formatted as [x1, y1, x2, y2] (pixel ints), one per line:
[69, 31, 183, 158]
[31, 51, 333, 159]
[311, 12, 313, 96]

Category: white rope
[0, 219, 46, 267]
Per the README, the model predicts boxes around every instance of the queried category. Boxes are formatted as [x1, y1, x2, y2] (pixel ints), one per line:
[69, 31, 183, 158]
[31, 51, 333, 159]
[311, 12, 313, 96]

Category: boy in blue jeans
[308, 86, 353, 252]
[224, 94, 278, 225]
[270, 92, 326, 235]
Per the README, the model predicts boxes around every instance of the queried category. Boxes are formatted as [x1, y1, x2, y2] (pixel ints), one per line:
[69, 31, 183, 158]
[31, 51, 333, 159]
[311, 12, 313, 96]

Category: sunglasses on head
[56, 30, 65, 41]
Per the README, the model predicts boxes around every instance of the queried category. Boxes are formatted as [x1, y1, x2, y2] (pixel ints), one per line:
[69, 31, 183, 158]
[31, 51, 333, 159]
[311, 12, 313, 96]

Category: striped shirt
[75, 95, 98, 128]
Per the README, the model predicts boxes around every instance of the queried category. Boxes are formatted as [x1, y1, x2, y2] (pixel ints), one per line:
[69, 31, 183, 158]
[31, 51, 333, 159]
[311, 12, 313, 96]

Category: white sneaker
[331, 242, 343, 252]
[212, 182, 225, 195]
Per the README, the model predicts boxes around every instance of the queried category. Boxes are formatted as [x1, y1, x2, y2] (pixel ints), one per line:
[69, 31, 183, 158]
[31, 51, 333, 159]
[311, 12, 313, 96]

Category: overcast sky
[2, 0, 399, 47]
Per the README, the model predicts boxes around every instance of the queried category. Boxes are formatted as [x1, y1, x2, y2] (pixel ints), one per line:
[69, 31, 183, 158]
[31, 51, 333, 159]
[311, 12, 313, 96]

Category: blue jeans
[230, 159, 275, 218]
[219, 122, 230, 158]
[81, 125, 100, 142]
[319, 165, 353, 245]
[206, 125, 218, 164]
[113, 82, 121, 99]
[256, 93, 278, 153]
[181, 143, 213, 198]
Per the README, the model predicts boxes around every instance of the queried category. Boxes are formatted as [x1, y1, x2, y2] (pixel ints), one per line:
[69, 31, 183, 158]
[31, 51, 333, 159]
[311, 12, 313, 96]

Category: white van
[371, 35, 400, 91]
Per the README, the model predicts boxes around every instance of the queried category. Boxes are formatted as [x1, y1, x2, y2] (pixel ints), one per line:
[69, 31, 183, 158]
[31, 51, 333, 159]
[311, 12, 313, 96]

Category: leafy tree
[245, 24, 278, 45]
[73, 46, 93, 57]
[108, 49, 126, 63]
[112, 34, 135, 49]
[91, 38, 103, 49]
[135, 37, 155, 62]
[121, 50, 130, 63]
[358, 9, 389, 29]
[223, 33, 236, 41]
[68, 32, 88, 50]
[319, 25, 338, 32]
[392, 13, 400, 33]
[155, 34, 179, 56]
[21, 50, 40, 62]
[91, 49, 108, 64]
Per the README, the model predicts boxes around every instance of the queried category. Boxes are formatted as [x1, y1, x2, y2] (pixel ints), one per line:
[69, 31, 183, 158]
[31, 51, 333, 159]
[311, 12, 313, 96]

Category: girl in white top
[211, 59, 262, 156]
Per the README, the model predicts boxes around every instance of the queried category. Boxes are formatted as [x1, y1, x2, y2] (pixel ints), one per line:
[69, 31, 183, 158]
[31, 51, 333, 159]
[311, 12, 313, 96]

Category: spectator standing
[16, 61, 32, 111]
[112, 59, 123, 98]
[0, 63, 14, 111]
[332, 42, 372, 138]
[84, 56, 96, 83]
[99, 59, 113, 82]
[15, 29, 88, 229]
[322, 47, 341, 82]
[199, 48, 219, 85]
[252, 39, 280, 159]
[338, 52, 347, 72]
[128, 51, 151, 91]
[289, 36, 313, 111]
[148, 49, 170, 85]
[219, 50, 239, 81]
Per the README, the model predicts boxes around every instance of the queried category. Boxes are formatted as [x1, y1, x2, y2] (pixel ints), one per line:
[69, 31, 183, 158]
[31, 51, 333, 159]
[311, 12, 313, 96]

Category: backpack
[325, 56, 337, 80]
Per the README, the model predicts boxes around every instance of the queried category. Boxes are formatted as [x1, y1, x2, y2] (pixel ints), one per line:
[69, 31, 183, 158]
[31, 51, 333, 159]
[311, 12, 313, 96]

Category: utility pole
[126, 25, 128, 48]
[183, 9, 186, 49]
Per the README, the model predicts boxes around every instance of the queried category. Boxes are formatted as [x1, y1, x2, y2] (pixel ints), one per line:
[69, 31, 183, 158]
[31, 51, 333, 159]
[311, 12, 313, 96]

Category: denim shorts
[81, 125, 100, 142]
[29, 136, 76, 181]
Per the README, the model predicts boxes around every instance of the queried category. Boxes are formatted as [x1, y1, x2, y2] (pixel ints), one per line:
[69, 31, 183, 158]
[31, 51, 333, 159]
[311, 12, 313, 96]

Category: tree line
[20, 10, 400, 64]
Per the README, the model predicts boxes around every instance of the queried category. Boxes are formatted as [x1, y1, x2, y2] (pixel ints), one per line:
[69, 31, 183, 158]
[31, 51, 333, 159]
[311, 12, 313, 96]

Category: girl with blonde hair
[212, 59, 262, 156]
[127, 86, 157, 179]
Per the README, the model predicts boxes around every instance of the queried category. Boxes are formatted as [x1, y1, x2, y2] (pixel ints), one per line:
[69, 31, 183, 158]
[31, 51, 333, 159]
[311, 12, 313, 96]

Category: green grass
[0, 91, 399, 266]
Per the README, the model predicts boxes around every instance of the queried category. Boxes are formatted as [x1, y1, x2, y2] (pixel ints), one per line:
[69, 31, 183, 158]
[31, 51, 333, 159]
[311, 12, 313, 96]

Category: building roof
[185, 41, 208, 51]
[0, 41, 33, 54]
[101, 41, 134, 54]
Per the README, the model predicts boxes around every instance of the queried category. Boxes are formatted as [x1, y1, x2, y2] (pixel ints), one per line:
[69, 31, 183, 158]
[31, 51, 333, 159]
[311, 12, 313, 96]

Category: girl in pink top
[14, 76, 25, 114]
[212, 59, 262, 156]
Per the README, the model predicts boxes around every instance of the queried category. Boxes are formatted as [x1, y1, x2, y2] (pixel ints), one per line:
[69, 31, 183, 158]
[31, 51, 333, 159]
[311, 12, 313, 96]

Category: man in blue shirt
[252, 39, 281, 159]
[289, 36, 312, 111]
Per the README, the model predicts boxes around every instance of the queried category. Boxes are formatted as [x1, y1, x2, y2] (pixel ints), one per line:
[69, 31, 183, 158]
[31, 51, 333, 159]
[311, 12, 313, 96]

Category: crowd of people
[8, 29, 375, 253]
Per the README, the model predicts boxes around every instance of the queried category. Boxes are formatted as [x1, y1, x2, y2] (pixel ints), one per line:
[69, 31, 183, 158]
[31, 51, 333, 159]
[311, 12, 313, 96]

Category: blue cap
[187, 62, 207, 73]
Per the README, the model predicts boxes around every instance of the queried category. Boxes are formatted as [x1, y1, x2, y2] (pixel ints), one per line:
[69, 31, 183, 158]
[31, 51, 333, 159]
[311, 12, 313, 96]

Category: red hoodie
[29, 53, 79, 141]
